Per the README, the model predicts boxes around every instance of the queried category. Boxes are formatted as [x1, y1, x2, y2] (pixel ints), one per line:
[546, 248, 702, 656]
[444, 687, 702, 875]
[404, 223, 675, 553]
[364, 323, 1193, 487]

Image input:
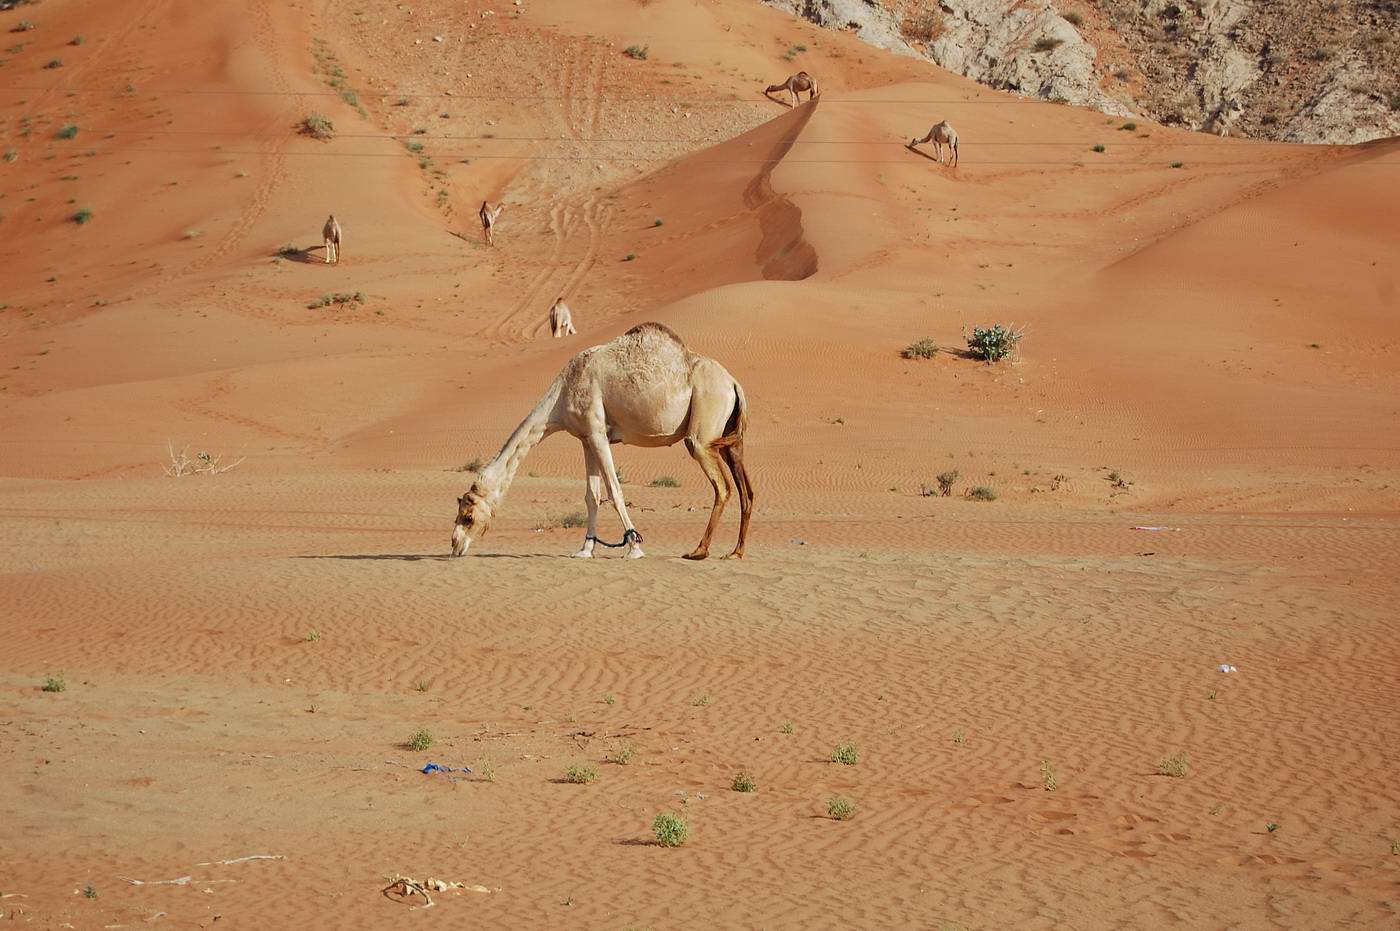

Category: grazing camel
[549, 297, 577, 338]
[480, 200, 505, 246]
[910, 120, 959, 166]
[322, 214, 342, 264]
[764, 71, 819, 108]
[451, 322, 753, 561]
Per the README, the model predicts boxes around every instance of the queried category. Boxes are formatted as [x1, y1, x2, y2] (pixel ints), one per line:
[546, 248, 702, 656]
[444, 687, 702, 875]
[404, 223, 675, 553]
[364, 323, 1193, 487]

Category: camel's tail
[715, 380, 749, 447]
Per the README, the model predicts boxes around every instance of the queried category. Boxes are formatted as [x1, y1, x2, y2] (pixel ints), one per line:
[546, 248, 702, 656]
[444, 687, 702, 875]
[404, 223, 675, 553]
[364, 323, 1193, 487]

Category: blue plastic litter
[422, 762, 472, 775]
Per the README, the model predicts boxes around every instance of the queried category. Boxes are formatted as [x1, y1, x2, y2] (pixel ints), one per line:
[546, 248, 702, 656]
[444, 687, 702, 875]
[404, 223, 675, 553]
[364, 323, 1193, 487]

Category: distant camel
[480, 201, 505, 246]
[322, 214, 342, 264]
[451, 323, 753, 561]
[764, 71, 819, 108]
[910, 120, 959, 166]
[549, 297, 577, 338]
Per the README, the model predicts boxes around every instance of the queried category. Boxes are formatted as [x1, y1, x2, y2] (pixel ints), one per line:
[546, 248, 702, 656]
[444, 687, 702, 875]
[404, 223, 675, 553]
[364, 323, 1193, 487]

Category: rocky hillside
[761, 0, 1400, 143]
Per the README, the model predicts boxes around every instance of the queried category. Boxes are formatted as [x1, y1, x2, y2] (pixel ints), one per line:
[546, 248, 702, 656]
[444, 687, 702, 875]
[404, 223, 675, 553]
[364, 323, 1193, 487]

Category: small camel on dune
[910, 120, 959, 166]
[451, 322, 753, 561]
[549, 297, 577, 338]
[764, 71, 819, 108]
[322, 214, 342, 264]
[480, 201, 505, 246]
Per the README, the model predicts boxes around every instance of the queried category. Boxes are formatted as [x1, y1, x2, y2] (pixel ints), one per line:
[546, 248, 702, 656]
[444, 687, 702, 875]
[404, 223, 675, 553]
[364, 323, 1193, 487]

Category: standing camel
[322, 214, 342, 264]
[480, 201, 505, 246]
[910, 120, 959, 166]
[451, 323, 753, 561]
[764, 71, 819, 108]
[549, 297, 577, 338]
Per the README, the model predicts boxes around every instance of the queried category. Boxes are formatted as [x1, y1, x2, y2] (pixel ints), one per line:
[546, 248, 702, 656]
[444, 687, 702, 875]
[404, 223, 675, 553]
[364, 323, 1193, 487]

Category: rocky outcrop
[761, 0, 1400, 143]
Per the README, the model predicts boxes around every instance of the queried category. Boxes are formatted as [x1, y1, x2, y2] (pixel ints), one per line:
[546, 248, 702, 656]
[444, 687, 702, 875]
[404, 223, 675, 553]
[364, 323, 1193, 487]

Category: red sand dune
[2, 1, 1398, 928]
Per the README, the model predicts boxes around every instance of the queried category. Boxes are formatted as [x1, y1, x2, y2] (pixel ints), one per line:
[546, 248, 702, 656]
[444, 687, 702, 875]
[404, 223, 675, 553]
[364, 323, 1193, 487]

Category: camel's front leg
[573, 444, 602, 558]
[585, 433, 643, 558]
[788, 89, 797, 109]
[324, 238, 332, 264]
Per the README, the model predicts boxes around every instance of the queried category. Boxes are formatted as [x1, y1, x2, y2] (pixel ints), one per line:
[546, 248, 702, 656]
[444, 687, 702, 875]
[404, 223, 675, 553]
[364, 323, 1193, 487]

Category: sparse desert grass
[83, 885, 96, 899]
[71, 208, 92, 224]
[609, 744, 635, 765]
[731, 771, 757, 793]
[305, 629, 320, 642]
[1092, 143, 1106, 153]
[13, 21, 36, 33]
[780, 720, 794, 734]
[300, 112, 335, 140]
[407, 728, 433, 752]
[964, 323, 1023, 362]
[1107, 469, 1130, 489]
[691, 693, 711, 707]
[41, 673, 66, 693]
[404, 140, 424, 154]
[182, 228, 203, 240]
[415, 679, 429, 692]
[966, 485, 997, 501]
[831, 742, 858, 765]
[1033, 37, 1063, 52]
[1266, 821, 1279, 833]
[653, 217, 663, 226]
[1391, 839, 1400, 855]
[652, 811, 688, 847]
[902, 337, 938, 359]
[559, 510, 586, 529]
[649, 475, 680, 487]
[1157, 751, 1189, 778]
[3, 149, 17, 163]
[70, 35, 85, 46]
[161, 443, 245, 478]
[275, 243, 299, 257]
[952, 728, 966, 744]
[1207, 689, 1217, 700]
[43, 58, 62, 68]
[564, 764, 599, 784]
[624, 44, 649, 60]
[307, 291, 366, 309]
[602, 692, 616, 705]
[623, 251, 637, 261]
[1041, 758, 1058, 791]
[1171, 161, 1184, 168]
[457, 456, 484, 472]
[827, 796, 856, 820]
[56, 123, 78, 139]
[480, 762, 497, 782]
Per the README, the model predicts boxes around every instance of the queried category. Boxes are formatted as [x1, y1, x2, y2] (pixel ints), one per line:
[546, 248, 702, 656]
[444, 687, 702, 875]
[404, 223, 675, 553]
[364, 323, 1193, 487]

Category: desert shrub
[1092, 143, 1106, 153]
[2, 149, 16, 163]
[902, 337, 938, 359]
[13, 21, 36, 33]
[276, 243, 299, 257]
[459, 456, 484, 472]
[41, 673, 66, 693]
[300, 112, 335, 140]
[936, 470, 959, 496]
[624, 44, 649, 60]
[1041, 758, 1057, 791]
[653, 218, 663, 226]
[559, 510, 586, 528]
[407, 728, 433, 751]
[564, 764, 599, 784]
[56, 123, 77, 139]
[1033, 37, 1063, 52]
[70, 35, 85, 46]
[1119, 121, 1137, 131]
[966, 485, 997, 501]
[731, 771, 757, 792]
[964, 323, 1023, 362]
[649, 475, 680, 487]
[44, 58, 62, 68]
[827, 796, 856, 820]
[831, 742, 858, 765]
[609, 744, 635, 765]
[780, 721, 794, 734]
[404, 140, 424, 154]
[71, 208, 91, 224]
[308, 292, 365, 309]
[623, 251, 637, 261]
[1064, 11, 1084, 26]
[1171, 161, 1184, 168]
[652, 811, 688, 847]
[1157, 751, 1189, 778]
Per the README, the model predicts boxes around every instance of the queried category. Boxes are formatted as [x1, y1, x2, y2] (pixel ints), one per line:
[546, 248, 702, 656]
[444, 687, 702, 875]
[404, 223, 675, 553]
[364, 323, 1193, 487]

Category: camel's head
[450, 485, 493, 557]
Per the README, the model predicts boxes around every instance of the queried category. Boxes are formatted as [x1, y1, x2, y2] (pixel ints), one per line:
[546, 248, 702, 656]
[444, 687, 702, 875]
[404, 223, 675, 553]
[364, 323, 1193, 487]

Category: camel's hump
[624, 322, 685, 346]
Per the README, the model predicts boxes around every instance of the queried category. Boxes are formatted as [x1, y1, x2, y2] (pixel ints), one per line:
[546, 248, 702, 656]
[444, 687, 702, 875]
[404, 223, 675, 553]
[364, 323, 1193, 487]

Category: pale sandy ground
[2, 1, 1398, 928]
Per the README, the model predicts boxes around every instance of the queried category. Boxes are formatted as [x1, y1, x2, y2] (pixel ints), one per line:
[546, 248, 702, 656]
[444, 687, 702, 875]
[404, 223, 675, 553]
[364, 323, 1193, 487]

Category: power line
[17, 126, 1359, 148]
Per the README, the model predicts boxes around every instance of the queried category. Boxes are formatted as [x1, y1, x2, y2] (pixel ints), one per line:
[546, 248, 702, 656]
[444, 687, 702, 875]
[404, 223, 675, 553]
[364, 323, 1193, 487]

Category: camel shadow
[613, 838, 662, 847]
[271, 244, 327, 265]
[905, 144, 955, 167]
[293, 553, 573, 561]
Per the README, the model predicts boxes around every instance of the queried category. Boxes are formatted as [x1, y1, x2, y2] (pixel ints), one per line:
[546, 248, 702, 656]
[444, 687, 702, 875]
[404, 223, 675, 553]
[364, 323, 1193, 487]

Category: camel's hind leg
[682, 437, 732, 561]
[718, 439, 753, 559]
[324, 238, 333, 264]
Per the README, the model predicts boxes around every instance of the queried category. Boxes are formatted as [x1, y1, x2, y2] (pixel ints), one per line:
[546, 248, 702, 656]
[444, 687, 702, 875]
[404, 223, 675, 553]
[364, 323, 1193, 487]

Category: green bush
[731, 771, 756, 792]
[827, 796, 856, 820]
[564, 764, 599, 784]
[966, 485, 997, 501]
[300, 112, 335, 140]
[56, 124, 78, 139]
[831, 742, 858, 765]
[71, 208, 92, 225]
[652, 810, 688, 846]
[624, 45, 649, 60]
[902, 337, 938, 360]
[407, 728, 433, 751]
[649, 475, 680, 487]
[964, 323, 1023, 362]
[41, 673, 66, 693]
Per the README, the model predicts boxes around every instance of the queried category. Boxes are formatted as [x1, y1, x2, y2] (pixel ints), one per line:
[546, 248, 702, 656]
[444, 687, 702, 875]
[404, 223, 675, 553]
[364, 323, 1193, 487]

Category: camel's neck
[477, 378, 563, 508]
